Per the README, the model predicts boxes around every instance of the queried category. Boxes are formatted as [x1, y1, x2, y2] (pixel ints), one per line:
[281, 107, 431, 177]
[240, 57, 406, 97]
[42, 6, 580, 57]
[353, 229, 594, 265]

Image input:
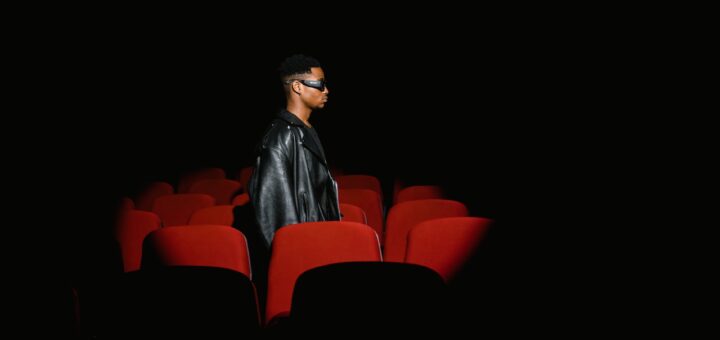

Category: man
[247, 54, 341, 249]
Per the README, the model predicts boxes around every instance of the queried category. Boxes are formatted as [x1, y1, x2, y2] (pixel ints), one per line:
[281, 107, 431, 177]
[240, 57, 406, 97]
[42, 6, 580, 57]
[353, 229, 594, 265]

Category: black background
[21, 9, 666, 335]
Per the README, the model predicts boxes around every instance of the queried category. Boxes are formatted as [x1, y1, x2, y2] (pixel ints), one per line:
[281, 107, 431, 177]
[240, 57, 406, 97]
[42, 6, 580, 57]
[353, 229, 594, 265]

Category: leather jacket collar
[277, 109, 308, 127]
[277, 110, 327, 166]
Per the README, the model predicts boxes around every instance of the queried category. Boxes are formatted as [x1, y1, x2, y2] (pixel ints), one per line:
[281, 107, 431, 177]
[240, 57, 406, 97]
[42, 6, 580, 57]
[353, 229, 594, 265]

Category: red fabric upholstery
[265, 221, 381, 325]
[177, 167, 226, 193]
[144, 225, 251, 277]
[188, 179, 242, 205]
[405, 217, 492, 282]
[151, 194, 215, 226]
[188, 205, 234, 226]
[395, 185, 446, 204]
[384, 199, 468, 262]
[114, 210, 162, 272]
[336, 175, 383, 203]
[339, 189, 384, 241]
[340, 203, 367, 224]
[235, 166, 254, 192]
[231, 193, 250, 206]
[135, 181, 174, 211]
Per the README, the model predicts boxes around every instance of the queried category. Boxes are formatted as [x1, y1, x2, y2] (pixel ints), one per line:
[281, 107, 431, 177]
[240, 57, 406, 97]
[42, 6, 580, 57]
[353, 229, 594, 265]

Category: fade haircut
[278, 54, 322, 82]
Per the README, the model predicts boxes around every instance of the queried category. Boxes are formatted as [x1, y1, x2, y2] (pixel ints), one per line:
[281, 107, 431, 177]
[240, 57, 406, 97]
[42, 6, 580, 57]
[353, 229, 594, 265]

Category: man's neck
[286, 104, 312, 127]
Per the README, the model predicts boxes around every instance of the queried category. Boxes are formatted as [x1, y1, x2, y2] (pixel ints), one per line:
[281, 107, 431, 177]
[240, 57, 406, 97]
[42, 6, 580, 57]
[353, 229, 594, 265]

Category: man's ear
[293, 81, 302, 95]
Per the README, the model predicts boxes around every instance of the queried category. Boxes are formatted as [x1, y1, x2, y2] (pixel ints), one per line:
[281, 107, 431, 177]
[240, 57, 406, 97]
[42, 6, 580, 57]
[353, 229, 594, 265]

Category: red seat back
[114, 210, 162, 272]
[235, 166, 254, 192]
[336, 175, 383, 203]
[340, 203, 366, 224]
[339, 189, 384, 241]
[135, 181, 174, 211]
[143, 225, 251, 277]
[405, 217, 492, 282]
[177, 167, 226, 193]
[384, 199, 468, 262]
[188, 205, 235, 226]
[265, 221, 381, 325]
[395, 185, 446, 204]
[231, 193, 250, 206]
[151, 194, 215, 226]
[189, 179, 242, 205]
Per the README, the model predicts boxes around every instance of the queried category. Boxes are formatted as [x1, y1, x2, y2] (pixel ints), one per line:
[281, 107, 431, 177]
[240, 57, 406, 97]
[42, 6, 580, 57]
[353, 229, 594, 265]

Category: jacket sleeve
[249, 146, 299, 248]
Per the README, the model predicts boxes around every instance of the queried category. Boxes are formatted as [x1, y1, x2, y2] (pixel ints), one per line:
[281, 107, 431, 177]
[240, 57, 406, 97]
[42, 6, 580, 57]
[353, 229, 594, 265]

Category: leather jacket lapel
[276, 110, 328, 166]
[299, 129, 328, 166]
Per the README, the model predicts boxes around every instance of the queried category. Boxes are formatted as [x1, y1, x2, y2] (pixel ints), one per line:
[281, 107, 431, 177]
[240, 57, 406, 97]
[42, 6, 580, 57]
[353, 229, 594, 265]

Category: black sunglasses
[287, 79, 327, 92]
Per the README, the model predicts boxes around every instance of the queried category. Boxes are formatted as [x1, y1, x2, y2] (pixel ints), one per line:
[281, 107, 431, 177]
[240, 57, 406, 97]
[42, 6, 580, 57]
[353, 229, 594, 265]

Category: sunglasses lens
[302, 80, 325, 91]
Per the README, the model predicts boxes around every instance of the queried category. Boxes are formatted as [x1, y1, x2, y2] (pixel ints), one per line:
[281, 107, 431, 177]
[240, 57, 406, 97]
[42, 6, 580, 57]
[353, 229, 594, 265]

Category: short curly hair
[278, 54, 321, 81]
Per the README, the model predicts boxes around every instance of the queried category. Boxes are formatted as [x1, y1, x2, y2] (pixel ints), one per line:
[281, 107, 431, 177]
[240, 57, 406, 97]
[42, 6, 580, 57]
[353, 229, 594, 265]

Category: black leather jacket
[247, 110, 341, 247]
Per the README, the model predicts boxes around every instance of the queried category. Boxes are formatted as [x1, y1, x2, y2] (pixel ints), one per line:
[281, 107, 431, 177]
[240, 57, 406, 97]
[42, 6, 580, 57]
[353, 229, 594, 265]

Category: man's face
[297, 67, 329, 109]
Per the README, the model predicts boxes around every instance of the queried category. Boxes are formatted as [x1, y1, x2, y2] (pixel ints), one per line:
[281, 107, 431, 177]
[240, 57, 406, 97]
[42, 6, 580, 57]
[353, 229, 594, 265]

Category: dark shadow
[36, 17, 637, 335]
[113, 266, 260, 338]
[288, 262, 448, 334]
[232, 203, 270, 321]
